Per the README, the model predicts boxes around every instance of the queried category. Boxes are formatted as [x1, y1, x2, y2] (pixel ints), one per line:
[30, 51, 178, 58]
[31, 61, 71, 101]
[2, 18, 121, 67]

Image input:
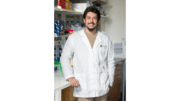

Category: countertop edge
[115, 59, 125, 67]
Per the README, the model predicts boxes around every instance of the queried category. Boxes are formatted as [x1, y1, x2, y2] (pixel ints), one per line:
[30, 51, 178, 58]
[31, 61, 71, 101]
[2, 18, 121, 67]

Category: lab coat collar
[78, 28, 104, 37]
[78, 28, 104, 52]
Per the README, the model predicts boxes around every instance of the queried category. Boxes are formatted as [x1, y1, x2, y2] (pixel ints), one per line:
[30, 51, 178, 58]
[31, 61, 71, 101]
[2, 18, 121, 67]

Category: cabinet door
[107, 65, 122, 101]
[62, 86, 77, 101]
[115, 65, 122, 76]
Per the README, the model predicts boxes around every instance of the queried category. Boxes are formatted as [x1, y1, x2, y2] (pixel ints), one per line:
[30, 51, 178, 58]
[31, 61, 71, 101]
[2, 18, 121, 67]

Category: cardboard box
[65, 1, 69, 10]
[69, 2, 72, 10]
[57, 0, 66, 9]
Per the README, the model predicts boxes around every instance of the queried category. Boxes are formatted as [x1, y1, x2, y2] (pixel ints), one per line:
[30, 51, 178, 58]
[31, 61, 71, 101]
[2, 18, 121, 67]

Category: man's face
[84, 12, 99, 32]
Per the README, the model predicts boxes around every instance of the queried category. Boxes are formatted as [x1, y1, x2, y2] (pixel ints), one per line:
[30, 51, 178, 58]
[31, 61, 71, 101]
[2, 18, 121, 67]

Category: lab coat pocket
[100, 73, 109, 90]
[99, 45, 108, 60]
[100, 46, 107, 55]
[75, 74, 87, 90]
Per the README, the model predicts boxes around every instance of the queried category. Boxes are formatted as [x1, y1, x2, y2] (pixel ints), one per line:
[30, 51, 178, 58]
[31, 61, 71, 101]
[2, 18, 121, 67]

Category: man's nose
[90, 18, 93, 22]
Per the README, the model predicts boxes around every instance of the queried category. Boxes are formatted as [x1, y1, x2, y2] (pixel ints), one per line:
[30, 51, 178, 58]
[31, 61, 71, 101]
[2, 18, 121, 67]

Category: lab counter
[115, 58, 125, 66]
[54, 75, 71, 90]
[54, 59, 75, 101]
[54, 74, 71, 101]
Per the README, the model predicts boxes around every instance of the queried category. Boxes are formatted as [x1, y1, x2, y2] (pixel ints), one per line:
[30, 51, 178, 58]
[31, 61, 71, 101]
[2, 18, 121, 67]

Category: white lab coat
[60, 28, 115, 98]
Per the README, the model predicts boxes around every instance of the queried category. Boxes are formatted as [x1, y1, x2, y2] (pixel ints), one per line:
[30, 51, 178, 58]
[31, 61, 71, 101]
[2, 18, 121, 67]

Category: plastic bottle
[70, 21, 75, 31]
[66, 21, 71, 29]
[75, 21, 81, 31]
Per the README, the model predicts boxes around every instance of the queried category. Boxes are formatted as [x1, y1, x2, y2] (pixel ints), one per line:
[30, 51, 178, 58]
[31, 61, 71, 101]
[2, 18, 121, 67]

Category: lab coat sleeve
[107, 38, 115, 87]
[60, 35, 75, 81]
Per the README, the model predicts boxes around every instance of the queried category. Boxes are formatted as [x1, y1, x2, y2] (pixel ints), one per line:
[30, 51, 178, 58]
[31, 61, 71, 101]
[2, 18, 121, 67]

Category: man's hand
[68, 77, 80, 87]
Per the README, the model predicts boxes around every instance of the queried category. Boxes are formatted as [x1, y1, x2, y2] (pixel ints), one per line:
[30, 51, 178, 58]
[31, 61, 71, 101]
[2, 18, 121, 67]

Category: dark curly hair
[83, 6, 100, 21]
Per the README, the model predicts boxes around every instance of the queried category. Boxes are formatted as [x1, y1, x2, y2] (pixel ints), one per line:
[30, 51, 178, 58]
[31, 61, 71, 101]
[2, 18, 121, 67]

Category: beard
[87, 26, 96, 32]
[86, 22, 97, 32]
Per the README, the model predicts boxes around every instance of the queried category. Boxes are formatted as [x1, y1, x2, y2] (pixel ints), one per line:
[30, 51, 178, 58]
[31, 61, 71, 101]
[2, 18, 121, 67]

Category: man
[60, 6, 115, 101]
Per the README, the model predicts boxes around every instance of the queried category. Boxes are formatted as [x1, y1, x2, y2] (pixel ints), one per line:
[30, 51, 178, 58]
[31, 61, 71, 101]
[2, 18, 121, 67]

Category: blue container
[59, 21, 65, 35]
[54, 20, 60, 35]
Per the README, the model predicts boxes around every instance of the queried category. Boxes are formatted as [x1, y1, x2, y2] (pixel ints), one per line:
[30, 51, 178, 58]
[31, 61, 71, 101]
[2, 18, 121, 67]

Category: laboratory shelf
[54, 35, 70, 45]
[101, 15, 109, 18]
[58, 35, 69, 37]
[92, 0, 108, 5]
[54, 35, 70, 38]
[54, 6, 109, 18]
[54, 6, 83, 14]
[54, 40, 65, 46]
[54, 34, 69, 37]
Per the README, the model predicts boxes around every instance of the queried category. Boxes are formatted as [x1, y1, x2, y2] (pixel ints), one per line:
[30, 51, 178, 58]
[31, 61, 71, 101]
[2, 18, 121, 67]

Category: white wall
[102, 0, 126, 58]
[104, 0, 126, 42]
